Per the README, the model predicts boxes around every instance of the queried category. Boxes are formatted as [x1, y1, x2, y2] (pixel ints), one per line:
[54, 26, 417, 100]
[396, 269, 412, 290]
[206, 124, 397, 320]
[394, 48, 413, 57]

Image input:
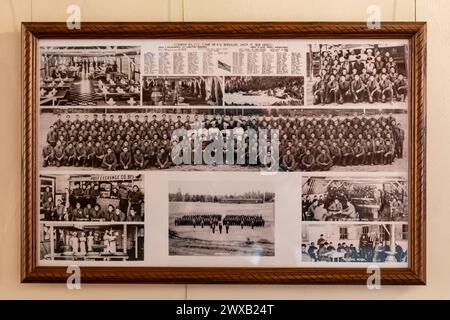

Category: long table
[45, 253, 129, 261]
[40, 90, 69, 106]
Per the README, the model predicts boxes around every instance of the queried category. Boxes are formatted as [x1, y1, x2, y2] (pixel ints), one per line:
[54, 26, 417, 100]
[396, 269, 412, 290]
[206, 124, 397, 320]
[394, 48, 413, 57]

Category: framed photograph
[22, 22, 426, 284]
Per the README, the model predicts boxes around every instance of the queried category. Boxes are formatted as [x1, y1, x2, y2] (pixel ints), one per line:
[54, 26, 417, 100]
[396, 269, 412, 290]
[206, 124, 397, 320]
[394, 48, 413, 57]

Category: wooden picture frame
[22, 22, 426, 284]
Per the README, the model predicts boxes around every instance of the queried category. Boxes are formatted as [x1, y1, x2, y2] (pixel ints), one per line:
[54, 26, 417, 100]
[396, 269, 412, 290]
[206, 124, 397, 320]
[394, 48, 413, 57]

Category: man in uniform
[119, 146, 132, 170]
[301, 149, 315, 171]
[42, 144, 54, 167]
[128, 185, 144, 218]
[315, 148, 333, 171]
[379, 73, 393, 103]
[353, 141, 365, 165]
[102, 147, 117, 170]
[394, 73, 408, 102]
[326, 74, 339, 104]
[75, 141, 86, 167]
[281, 149, 296, 171]
[63, 142, 76, 166]
[312, 75, 326, 105]
[351, 74, 365, 103]
[340, 141, 354, 166]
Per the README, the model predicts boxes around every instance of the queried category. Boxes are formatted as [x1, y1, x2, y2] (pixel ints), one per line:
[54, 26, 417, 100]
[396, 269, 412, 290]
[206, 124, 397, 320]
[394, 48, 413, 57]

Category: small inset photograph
[142, 76, 223, 106]
[302, 176, 408, 222]
[168, 180, 275, 256]
[306, 43, 408, 107]
[224, 76, 304, 106]
[39, 223, 144, 262]
[39, 46, 141, 107]
[301, 223, 408, 263]
[39, 174, 144, 222]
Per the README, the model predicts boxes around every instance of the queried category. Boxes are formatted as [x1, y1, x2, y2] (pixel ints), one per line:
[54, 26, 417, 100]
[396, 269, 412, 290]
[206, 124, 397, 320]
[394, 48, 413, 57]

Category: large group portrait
[168, 180, 275, 256]
[39, 107, 407, 173]
[306, 43, 408, 108]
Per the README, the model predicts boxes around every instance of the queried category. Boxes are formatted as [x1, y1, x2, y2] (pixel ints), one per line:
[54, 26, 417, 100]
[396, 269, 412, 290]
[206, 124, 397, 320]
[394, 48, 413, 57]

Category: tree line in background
[169, 190, 275, 203]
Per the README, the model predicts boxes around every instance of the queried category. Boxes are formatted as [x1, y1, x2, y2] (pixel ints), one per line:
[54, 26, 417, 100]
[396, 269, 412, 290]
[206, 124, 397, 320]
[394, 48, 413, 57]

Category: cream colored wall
[0, 0, 447, 299]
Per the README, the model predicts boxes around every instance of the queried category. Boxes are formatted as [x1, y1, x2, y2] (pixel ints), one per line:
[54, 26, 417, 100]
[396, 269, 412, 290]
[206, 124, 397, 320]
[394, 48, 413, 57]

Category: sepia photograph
[224, 76, 304, 106]
[142, 76, 223, 106]
[301, 223, 407, 263]
[306, 43, 408, 107]
[39, 173, 144, 222]
[39, 46, 141, 106]
[302, 176, 408, 222]
[270, 108, 408, 172]
[168, 180, 275, 256]
[39, 108, 407, 172]
[39, 223, 144, 262]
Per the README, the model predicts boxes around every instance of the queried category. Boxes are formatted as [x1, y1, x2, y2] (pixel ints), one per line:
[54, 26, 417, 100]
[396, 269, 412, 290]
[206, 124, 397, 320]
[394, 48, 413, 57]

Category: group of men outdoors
[312, 45, 408, 105]
[42, 111, 404, 171]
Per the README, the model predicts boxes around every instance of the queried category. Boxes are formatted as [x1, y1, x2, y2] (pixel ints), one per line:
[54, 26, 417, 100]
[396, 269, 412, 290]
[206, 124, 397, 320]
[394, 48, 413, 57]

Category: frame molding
[22, 22, 426, 284]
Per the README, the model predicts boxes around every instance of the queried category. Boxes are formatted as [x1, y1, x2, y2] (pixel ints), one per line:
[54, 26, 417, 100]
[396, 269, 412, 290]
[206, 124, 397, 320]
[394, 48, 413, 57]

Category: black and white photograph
[306, 43, 408, 107]
[168, 181, 275, 256]
[142, 76, 223, 106]
[302, 176, 408, 222]
[301, 223, 408, 263]
[224, 76, 304, 106]
[39, 223, 144, 262]
[270, 108, 407, 172]
[39, 174, 145, 222]
[39, 108, 407, 172]
[39, 46, 141, 106]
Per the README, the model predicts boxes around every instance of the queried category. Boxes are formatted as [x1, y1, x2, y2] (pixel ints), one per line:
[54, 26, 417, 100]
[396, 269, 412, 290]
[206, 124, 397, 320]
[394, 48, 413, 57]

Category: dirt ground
[169, 202, 275, 256]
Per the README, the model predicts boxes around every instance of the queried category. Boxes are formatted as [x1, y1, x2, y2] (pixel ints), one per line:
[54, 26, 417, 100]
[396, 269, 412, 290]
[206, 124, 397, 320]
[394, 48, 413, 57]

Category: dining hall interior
[39, 46, 141, 107]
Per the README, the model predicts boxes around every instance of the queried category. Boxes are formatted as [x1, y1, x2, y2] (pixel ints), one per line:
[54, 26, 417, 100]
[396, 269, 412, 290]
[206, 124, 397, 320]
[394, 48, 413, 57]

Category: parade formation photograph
[39, 223, 145, 262]
[142, 76, 223, 106]
[301, 223, 408, 264]
[302, 176, 408, 222]
[39, 46, 141, 107]
[168, 180, 275, 256]
[39, 174, 145, 222]
[306, 43, 408, 107]
[224, 76, 304, 106]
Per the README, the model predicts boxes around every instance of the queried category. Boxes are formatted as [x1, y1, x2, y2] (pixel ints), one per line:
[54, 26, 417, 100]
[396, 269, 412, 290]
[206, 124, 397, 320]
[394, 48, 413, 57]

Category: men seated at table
[42, 111, 405, 171]
[302, 181, 406, 221]
[312, 45, 407, 105]
[303, 198, 358, 221]
[96, 78, 140, 99]
[305, 234, 406, 263]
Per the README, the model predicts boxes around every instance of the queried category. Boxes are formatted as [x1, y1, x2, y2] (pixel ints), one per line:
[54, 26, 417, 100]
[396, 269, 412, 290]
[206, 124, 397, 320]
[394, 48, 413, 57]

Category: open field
[169, 202, 275, 256]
